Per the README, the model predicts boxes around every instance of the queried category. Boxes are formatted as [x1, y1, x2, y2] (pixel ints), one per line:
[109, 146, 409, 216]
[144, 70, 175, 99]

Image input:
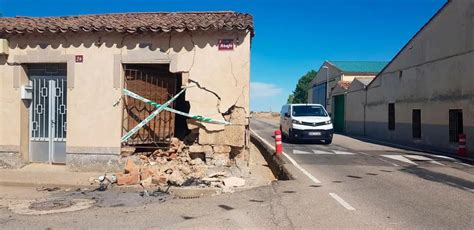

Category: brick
[116, 172, 140, 185]
[124, 159, 139, 174]
[140, 168, 155, 180]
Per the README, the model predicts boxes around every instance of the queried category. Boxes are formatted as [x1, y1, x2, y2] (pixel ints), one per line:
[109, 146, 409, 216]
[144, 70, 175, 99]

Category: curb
[345, 134, 474, 164]
[250, 132, 295, 180]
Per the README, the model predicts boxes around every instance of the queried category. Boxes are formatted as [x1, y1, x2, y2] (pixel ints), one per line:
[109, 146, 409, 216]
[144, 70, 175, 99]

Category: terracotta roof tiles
[337, 81, 352, 90]
[0, 12, 254, 35]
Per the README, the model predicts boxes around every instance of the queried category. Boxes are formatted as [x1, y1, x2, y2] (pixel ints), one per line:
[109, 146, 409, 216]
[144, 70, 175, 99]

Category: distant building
[308, 61, 387, 132]
[346, 0, 473, 158]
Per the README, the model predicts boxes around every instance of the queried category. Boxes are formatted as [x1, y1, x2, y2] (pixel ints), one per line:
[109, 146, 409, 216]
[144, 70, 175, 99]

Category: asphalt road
[0, 118, 472, 229]
[250, 118, 474, 229]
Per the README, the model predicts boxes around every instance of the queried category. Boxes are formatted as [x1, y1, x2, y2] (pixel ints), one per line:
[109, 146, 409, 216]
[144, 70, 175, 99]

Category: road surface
[249, 118, 474, 229]
[0, 118, 472, 229]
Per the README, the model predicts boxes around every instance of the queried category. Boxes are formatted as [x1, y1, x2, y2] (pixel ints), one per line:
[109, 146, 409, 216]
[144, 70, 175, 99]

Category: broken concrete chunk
[168, 171, 185, 186]
[198, 125, 246, 147]
[189, 145, 213, 154]
[213, 145, 232, 153]
[189, 158, 204, 165]
[224, 107, 248, 126]
[223, 177, 245, 187]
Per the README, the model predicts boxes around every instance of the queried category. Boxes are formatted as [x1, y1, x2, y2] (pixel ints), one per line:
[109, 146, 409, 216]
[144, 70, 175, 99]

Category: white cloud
[250, 82, 284, 98]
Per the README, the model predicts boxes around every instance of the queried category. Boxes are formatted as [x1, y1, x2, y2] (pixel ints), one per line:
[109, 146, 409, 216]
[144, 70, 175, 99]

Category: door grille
[122, 65, 178, 146]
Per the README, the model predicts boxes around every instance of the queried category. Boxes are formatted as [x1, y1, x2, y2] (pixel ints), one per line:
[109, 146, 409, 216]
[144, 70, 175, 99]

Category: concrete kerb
[345, 134, 474, 164]
[249, 132, 295, 180]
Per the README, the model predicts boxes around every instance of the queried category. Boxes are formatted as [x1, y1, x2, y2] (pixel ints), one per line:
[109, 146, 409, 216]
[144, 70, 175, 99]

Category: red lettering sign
[218, 39, 234, 51]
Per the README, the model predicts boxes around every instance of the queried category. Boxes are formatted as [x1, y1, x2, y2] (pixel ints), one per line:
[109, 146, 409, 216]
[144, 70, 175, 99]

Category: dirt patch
[251, 112, 280, 122]
[29, 199, 74, 211]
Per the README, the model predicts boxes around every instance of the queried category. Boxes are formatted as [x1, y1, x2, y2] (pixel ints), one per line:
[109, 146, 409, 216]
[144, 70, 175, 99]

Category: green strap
[121, 86, 189, 142]
[123, 89, 230, 125]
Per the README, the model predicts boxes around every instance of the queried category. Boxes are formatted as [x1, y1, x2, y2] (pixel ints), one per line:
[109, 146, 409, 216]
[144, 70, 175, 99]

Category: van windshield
[292, 105, 327, 117]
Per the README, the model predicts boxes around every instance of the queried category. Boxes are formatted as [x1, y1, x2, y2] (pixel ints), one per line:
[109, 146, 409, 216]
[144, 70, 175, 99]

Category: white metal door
[29, 66, 67, 163]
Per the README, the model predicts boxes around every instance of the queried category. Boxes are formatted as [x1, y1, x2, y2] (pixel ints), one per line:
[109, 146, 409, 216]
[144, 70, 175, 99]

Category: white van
[280, 104, 333, 144]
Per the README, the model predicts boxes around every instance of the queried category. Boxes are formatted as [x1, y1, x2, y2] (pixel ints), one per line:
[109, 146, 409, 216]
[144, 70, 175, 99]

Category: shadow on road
[400, 166, 474, 192]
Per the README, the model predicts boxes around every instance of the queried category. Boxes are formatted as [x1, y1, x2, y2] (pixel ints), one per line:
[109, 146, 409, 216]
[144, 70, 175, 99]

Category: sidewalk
[0, 163, 102, 187]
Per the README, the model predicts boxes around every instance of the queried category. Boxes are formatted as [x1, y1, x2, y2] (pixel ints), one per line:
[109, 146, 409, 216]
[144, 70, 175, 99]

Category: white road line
[377, 157, 400, 167]
[329, 193, 355, 211]
[429, 160, 445, 166]
[293, 149, 312, 155]
[382, 155, 417, 165]
[250, 129, 322, 184]
[333, 150, 355, 155]
[358, 152, 370, 156]
[312, 149, 333, 155]
[457, 162, 472, 167]
[404, 155, 432, 161]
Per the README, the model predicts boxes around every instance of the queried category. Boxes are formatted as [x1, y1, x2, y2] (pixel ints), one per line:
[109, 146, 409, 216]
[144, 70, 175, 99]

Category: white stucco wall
[0, 29, 251, 166]
[363, 0, 474, 157]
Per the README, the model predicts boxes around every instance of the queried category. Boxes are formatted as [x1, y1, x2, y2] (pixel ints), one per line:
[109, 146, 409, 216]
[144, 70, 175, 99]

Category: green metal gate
[333, 95, 345, 133]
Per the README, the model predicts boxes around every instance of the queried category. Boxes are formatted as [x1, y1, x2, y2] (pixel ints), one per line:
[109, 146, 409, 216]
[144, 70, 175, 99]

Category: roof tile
[0, 12, 254, 35]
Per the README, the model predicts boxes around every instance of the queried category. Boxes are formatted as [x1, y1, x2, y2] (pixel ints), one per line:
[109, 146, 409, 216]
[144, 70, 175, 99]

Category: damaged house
[0, 12, 254, 176]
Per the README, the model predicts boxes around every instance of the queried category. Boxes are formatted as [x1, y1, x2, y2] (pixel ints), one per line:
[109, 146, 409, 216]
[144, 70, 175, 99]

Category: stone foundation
[0, 151, 26, 169]
[66, 153, 123, 172]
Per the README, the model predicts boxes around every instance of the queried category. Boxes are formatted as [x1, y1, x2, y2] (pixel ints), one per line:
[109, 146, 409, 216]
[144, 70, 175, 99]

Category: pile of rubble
[115, 138, 246, 191]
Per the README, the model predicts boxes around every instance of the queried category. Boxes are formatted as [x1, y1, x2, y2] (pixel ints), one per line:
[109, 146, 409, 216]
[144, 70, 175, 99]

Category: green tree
[287, 94, 294, 104]
[287, 70, 317, 103]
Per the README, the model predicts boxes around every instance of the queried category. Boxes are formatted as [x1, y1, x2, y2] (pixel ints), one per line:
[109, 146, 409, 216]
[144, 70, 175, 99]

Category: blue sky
[0, 0, 446, 112]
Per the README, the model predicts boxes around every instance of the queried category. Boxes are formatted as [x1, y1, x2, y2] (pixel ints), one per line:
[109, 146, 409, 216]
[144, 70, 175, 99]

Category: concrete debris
[115, 138, 248, 193]
[223, 177, 245, 187]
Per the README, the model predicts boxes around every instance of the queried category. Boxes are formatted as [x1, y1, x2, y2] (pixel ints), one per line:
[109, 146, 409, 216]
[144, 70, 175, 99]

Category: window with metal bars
[412, 109, 421, 139]
[449, 109, 463, 142]
[388, 103, 395, 130]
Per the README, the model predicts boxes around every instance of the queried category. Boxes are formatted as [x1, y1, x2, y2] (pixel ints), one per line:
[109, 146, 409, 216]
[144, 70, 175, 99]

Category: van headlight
[325, 120, 332, 125]
[292, 120, 302, 124]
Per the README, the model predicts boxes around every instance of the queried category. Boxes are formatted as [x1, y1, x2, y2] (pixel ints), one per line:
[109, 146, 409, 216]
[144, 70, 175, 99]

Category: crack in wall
[229, 56, 238, 87]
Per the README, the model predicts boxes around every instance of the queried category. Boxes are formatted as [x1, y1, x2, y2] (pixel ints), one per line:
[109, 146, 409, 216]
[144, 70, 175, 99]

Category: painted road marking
[405, 155, 432, 161]
[405, 155, 445, 166]
[312, 149, 333, 155]
[293, 150, 312, 155]
[329, 193, 355, 211]
[382, 155, 417, 165]
[377, 157, 400, 167]
[333, 150, 355, 155]
[250, 129, 322, 184]
[429, 160, 445, 166]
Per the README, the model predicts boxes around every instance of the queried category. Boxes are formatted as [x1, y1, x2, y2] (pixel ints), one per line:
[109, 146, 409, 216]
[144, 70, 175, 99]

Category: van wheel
[324, 138, 332, 145]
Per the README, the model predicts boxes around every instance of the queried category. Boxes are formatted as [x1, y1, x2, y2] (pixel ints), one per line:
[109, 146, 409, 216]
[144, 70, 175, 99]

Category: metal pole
[321, 66, 329, 109]
[326, 67, 329, 109]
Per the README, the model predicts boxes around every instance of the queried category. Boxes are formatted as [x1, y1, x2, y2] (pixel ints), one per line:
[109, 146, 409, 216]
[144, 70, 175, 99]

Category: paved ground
[0, 118, 472, 229]
[250, 118, 474, 229]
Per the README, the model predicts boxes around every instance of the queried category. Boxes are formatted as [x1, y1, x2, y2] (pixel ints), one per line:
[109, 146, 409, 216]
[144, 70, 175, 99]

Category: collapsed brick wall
[183, 106, 250, 178]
